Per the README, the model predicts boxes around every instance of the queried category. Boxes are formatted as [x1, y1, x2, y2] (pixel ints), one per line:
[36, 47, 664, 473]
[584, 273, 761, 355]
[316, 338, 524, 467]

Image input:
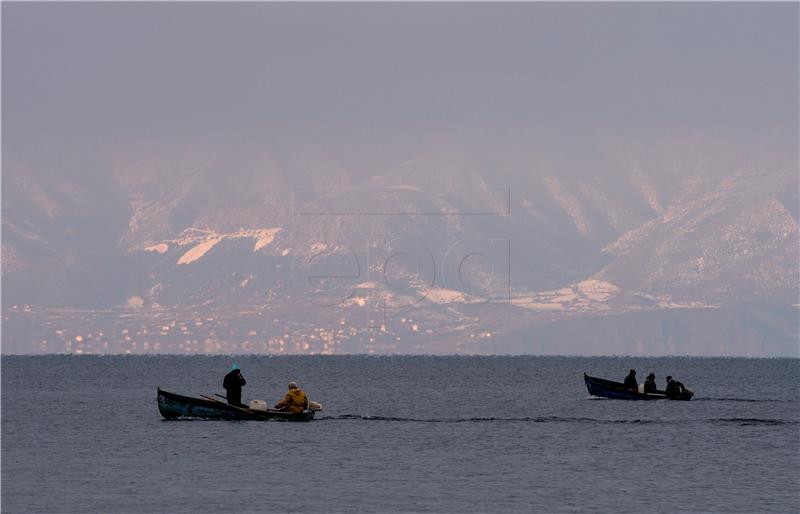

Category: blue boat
[584, 373, 693, 401]
[157, 388, 315, 421]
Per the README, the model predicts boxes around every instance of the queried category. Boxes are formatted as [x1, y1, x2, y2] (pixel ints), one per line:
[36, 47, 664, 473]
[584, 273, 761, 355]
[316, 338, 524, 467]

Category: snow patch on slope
[178, 237, 222, 265]
[145, 227, 283, 265]
[627, 167, 664, 214]
[144, 243, 169, 254]
[575, 279, 620, 302]
[512, 279, 620, 311]
[426, 288, 466, 304]
[543, 175, 589, 237]
[251, 228, 281, 251]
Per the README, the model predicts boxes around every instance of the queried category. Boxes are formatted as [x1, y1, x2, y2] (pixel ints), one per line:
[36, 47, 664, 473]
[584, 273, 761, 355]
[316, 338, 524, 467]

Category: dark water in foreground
[2, 355, 799, 513]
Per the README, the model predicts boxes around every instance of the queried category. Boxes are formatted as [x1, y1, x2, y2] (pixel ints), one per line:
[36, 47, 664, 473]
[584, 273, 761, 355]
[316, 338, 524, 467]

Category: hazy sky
[4, 2, 798, 158]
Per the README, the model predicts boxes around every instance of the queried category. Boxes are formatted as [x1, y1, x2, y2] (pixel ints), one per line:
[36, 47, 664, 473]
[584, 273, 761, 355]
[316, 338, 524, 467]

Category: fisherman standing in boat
[223, 364, 247, 407]
[665, 376, 686, 399]
[644, 373, 658, 394]
[274, 381, 309, 413]
[623, 369, 638, 391]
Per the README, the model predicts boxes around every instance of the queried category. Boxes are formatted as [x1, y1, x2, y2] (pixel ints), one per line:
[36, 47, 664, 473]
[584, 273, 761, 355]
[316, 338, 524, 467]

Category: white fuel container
[249, 399, 268, 411]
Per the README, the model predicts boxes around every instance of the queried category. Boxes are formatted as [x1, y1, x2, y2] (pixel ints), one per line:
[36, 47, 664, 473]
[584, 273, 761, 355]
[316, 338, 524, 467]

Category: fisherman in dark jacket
[223, 364, 246, 406]
[665, 376, 685, 399]
[623, 369, 638, 391]
[644, 373, 658, 394]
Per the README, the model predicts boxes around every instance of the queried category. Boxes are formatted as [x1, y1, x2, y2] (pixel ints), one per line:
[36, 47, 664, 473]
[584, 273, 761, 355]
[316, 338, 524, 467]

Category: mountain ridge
[3, 138, 797, 355]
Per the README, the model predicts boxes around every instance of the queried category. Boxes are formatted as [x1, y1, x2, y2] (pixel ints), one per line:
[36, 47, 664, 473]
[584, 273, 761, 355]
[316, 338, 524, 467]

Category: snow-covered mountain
[2, 137, 797, 355]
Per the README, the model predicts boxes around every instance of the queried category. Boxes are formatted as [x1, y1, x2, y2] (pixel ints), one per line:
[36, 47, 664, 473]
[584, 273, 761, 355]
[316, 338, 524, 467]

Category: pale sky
[4, 2, 798, 158]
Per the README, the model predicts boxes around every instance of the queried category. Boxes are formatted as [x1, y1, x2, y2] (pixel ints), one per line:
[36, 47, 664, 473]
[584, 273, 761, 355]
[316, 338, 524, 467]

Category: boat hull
[157, 388, 315, 421]
[584, 374, 693, 401]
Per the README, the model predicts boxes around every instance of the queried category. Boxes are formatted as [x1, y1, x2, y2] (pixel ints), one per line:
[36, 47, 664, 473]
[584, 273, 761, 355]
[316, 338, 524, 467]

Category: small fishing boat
[157, 388, 316, 421]
[584, 373, 693, 401]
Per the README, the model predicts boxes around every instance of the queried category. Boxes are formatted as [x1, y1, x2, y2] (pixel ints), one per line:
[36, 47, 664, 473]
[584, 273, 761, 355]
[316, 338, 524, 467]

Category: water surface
[2, 355, 798, 512]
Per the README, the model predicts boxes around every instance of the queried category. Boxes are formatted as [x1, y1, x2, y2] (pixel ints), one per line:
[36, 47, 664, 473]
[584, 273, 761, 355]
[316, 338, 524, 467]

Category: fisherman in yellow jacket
[274, 381, 309, 413]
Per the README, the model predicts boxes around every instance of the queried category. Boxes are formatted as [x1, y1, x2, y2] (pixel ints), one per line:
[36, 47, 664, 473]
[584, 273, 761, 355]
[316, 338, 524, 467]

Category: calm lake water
[2, 355, 799, 513]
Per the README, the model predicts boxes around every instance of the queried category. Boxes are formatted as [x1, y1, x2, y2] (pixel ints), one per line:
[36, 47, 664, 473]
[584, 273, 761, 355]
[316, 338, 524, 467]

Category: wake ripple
[318, 415, 656, 424]
[318, 415, 799, 426]
[712, 418, 799, 426]
[692, 397, 792, 403]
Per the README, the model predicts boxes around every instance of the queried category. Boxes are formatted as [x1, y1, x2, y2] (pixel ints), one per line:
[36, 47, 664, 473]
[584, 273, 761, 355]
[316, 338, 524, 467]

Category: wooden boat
[584, 373, 693, 401]
[157, 388, 315, 421]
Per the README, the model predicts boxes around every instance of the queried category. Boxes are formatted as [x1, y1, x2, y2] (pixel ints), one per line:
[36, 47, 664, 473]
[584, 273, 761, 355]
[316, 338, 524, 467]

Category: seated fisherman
[665, 376, 686, 398]
[274, 381, 309, 413]
[644, 373, 658, 394]
[623, 369, 638, 391]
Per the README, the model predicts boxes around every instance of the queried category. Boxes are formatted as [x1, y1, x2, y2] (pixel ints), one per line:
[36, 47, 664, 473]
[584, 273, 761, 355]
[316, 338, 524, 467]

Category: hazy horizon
[2, 2, 798, 356]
